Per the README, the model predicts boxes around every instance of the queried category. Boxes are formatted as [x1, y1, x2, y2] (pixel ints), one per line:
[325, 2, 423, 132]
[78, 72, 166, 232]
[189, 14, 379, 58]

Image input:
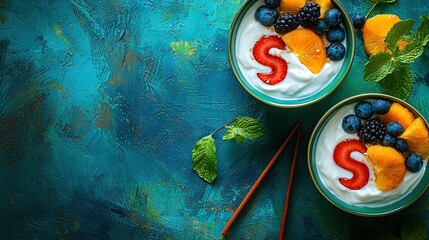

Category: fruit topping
[326, 26, 345, 42]
[372, 99, 391, 114]
[279, 0, 307, 14]
[367, 145, 406, 191]
[394, 139, 408, 153]
[352, 13, 366, 30]
[312, 0, 333, 18]
[255, 5, 280, 26]
[324, 8, 342, 26]
[399, 117, 429, 159]
[382, 134, 396, 147]
[265, 0, 281, 8]
[282, 28, 326, 74]
[333, 139, 369, 190]
[314, 19, 328, 35]
[379, 102, 415, 129]
[274, 13, 299, 34]
[342, 114, 362, 134]
[297, 1, 321, 28]
[386, 122, 404, 137]
[253, 35, 288, 85]
[326, 43, 346, 61]
[358, 118, 386, 144]
[354, 101, 374, 120]
[405, 153, 424, 173]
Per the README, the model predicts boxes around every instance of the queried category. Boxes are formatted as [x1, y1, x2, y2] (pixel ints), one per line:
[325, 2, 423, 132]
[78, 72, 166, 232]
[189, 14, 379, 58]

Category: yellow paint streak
[54, 24, 71, 44]
[170, 39, 197, 56]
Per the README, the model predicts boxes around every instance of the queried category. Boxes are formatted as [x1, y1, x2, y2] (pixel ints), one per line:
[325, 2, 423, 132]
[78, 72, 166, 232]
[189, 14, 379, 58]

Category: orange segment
[279, 0, 307, 14]
[313, 0, 333, 18]
[282, 28, 326, 74]
[367, 146, 406, 191]
[399, 117, 429, 159]
[362, 14, 402, 56]
[379, 102, 415, 129]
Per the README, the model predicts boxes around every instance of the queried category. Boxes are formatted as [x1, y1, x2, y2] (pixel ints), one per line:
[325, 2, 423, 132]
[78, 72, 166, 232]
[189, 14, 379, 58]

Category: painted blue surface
[0, 0, 428, 239]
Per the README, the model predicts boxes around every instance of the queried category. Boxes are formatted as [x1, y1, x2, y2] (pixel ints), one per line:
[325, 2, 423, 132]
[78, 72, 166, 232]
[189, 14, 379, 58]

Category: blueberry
[354, 101, 374, 120]
[387, 122, 404, 137]
[326, 42, 346, 61]
[395, 138, 408, 153]
[382, 134, 396, 147]
[342, 114, 362, 134]
[372, 99, 391, 114]
[326, 26, 345, 42]
[324, 8, 342, 26]
[314, 19, 329, 35]
[255, 6, 279, 26]
[406, 153, 423, 173]
[352, 13, 366, 29]
[264, 0, 281, 8]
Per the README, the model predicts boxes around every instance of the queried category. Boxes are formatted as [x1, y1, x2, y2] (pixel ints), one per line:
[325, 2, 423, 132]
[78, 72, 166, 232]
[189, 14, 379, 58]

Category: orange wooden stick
[278, 131, 301, 240]
[221, 122, 300, 235]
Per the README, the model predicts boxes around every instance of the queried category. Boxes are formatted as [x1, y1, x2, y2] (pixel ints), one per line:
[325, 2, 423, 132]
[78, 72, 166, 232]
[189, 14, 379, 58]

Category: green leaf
[381, 63, 413, 99]
[368, 0, 395, 3]
[414, 14, 429, 46]
[400, 216, 427, 240]
[364, 52, 395, 82]
[385, 19, 415, 52]
[222, 116, 265, 143]
[192, 135, 217, 183]
[395, 41, 425, 63]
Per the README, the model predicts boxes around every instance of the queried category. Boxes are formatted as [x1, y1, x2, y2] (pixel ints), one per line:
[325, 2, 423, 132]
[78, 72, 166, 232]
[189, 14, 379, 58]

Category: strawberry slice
[252, 35, 288, 85]
[333, 138, 369, 190]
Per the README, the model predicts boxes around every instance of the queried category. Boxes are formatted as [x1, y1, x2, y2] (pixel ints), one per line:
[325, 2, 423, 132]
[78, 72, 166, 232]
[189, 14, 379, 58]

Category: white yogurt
[235, 2, 345, 100]
[315, 102, 427, 207]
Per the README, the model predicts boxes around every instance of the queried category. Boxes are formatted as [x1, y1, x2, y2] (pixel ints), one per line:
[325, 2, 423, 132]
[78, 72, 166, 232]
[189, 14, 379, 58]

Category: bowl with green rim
[308, 93, 429, 216]
[228, 0, 355, 108]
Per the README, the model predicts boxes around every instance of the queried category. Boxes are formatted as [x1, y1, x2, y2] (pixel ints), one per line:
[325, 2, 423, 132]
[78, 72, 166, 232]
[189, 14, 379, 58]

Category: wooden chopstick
[278, 131, 301, 240]
[221, 122, 300, 235]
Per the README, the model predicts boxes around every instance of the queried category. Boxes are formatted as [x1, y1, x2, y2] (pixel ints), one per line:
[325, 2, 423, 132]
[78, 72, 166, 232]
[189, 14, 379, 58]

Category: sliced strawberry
[252, 35, 287, 85]
[333, 138, 369, 190]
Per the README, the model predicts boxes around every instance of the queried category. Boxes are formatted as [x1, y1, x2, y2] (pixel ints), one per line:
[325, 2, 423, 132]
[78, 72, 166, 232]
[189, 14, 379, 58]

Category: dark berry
[352, 13, 366, 29]
[297, 1, 321, 28]
[314, 19, 328, 35]
[358, 118, 386, 144]
[255, 6, 279, 26]
[326, 26, 345, 42]
[382, 134, 396, 147]
[372, 99, 391, 114]
[265, 0, 281, 8]
[395, 139, 408, 153]
[326, 43, 346, 61]
[325, 8, 342, 26]
[355, 101, 374, 120]
[342, 114, 362, 134]
[386, 122, 404, 137]
[274, 13, 299, 34]
[406, 153, 423, 173]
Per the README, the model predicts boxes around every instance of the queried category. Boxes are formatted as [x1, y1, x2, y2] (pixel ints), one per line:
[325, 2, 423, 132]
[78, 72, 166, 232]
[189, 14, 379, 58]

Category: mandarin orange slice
[399, 117, 429, 159]
[313, 0, 333, 18]
[367, 146, 406, 191]
[379, 102, 415, 129]
[362, 14, 404, 56]
[282, 28, 326, 74]
[279, 0, 307, 14]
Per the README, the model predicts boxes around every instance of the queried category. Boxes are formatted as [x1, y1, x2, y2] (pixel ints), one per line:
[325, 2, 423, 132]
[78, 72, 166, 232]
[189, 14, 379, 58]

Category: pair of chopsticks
[221, 122, 301, 239]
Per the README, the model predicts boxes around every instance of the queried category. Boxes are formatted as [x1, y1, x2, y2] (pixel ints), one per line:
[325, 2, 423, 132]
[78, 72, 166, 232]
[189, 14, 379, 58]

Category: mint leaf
[385, 19, 415, 52]
[364, 52, 395, 82]
[192, 135, 217, 183]
[400, 216, 427, 240]
[415, 14, 429, 45]
[381, 63, 413, 99]
[222, 116, 265, 143]
[395, 41, 425, 63]
[368, 0, 395, 3]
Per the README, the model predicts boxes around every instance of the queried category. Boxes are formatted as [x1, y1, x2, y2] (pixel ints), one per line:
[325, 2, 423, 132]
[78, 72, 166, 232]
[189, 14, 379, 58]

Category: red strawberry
[333, 138, 369, 190]
[252, 35, 288, 85]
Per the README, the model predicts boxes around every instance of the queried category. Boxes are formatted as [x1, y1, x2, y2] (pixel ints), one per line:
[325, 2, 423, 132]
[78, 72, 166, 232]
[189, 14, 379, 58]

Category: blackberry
[274, 13, 299, 34]
[358, 118, 386, 144]
[297, 1, 321, 28]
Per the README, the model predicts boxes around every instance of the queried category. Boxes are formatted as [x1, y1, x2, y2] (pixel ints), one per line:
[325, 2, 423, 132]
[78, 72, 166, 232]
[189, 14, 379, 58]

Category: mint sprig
[192, 117, 265, 183]
[364, 14, 429, 99]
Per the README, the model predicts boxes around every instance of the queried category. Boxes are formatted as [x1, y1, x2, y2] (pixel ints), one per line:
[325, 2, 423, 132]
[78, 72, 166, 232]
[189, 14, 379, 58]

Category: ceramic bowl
[228, 0, 355, 108]
[308, 93, 429, 216]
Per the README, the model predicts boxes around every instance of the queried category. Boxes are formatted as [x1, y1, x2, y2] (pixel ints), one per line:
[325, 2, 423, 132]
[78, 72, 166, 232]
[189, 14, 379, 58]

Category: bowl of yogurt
[228, 0, 355, 107]
[308, 93, 429, 216]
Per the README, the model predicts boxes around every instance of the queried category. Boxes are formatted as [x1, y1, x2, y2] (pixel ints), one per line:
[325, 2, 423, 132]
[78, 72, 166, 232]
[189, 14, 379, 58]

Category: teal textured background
[0, 0, 428, 239]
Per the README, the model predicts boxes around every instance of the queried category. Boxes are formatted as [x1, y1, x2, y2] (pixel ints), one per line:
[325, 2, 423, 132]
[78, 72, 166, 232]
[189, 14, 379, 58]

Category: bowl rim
[307, 93, 429, 216]
[227, 0, 356, 108]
